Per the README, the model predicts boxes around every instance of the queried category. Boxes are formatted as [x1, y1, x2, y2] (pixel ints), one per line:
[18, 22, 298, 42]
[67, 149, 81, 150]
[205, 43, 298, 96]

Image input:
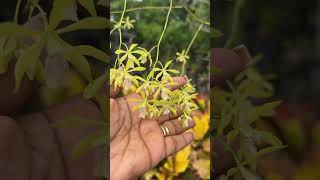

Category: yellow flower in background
[193, 113, 210, 140]
[144, 169, 157, 180]
[192, 159, 210, 179]
[144, 169, 166, 180]
[164, 145, 191, 177]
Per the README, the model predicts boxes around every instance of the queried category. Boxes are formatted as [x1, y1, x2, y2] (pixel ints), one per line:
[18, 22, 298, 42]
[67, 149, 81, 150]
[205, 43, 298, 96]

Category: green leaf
[14, 35, 44, 92]
[51, 117, 104, 128]
[241, 136, 257, 171]
[239, 167, 261, 180]
[77, 0, 97, 16]
[167, 69, 179, 74]
[256, 145, 286, 157]
[0, 54, 10, 74]
[83, 73, 107, 99]
[227, 129, 238, 144]
[0, 23, 37, 37]
[49, 0, 75, 30]
[56, 17, 109, 34]
[227, 167, 239, 177]
[128, 67, 146, 72]
[253, 130, 282, 146]
[164, 60, 172, 69]
[257, 100, 282, 117]
[28, 0, 41, 17]
[64, 49, 92, 82]
[74, 45, 108, 63]
[71, 130, 106, 160]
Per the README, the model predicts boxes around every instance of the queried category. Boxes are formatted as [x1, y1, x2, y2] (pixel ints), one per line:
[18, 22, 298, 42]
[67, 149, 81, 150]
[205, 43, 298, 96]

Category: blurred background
[0, 0, 107, 114]
[214, 0, 320, 179]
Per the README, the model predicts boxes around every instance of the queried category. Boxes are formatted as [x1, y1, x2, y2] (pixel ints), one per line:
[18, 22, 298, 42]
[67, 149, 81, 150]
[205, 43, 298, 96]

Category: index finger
[167, 76, 188, 91]
[211, 45, 251, 87]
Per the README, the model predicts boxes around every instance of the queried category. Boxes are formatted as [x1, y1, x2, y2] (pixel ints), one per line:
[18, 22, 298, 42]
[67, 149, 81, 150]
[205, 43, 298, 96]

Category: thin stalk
[181, 23, 203, 75]
[183, 5, 210, 26]
[186, 24, 203, 54]
[114, 0, 127, 68]
[14, 0, 22, 23]
[224, 0, 245, 48]
[181, 61, 186, 76]
[153, 0, 173, 70]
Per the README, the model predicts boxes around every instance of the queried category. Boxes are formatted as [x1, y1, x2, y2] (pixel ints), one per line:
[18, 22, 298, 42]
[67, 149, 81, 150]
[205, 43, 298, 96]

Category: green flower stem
[111, 5, 183, 14]
[14, 0, 22, 23]
[182, 5, 210, 26]
[115, 0, 127, 68]
[224, 0, 245, 48]
[186, 24, 203, 54]
[153, 0, 173, 70]
[181, 61, 186, 76]
[181, 23, 203, 76]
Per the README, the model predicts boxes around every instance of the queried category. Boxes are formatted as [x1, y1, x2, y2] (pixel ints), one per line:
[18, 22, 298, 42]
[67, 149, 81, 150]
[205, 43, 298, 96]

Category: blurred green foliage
[111, 0, 210, 93]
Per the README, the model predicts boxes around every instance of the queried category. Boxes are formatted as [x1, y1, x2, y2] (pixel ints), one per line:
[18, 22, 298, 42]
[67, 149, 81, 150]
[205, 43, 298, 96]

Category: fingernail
[233, 44, 252, 66]
[188, 119, 195, 127]
[191, 130, 195, 139]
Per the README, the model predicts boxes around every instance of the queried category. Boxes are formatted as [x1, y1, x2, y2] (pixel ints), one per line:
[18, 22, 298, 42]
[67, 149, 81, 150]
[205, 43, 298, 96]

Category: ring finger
[160, 117, 195, 137]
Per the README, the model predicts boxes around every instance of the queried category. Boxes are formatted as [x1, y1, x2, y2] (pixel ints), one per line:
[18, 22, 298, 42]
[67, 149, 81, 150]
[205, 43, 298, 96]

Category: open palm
[110, 77, 195, 180]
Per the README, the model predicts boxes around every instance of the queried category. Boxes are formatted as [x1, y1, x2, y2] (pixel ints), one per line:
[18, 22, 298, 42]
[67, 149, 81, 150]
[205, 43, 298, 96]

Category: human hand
[110, 76, 196, 180]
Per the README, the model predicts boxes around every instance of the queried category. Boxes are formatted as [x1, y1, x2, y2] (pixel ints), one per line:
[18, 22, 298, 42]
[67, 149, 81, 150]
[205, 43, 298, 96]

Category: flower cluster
[110, 42, 199, 127]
